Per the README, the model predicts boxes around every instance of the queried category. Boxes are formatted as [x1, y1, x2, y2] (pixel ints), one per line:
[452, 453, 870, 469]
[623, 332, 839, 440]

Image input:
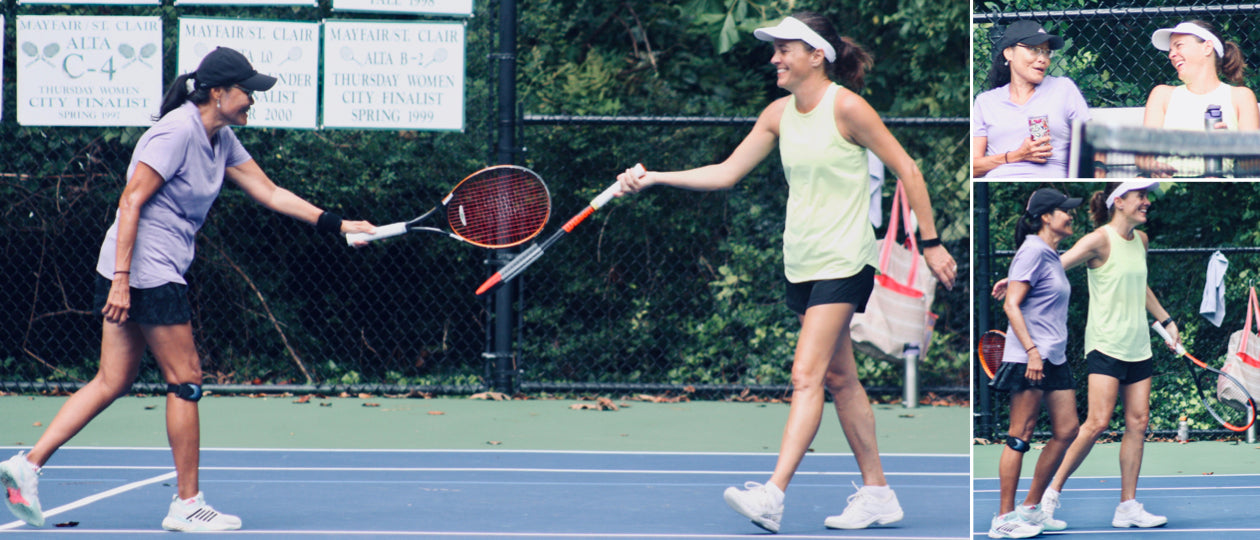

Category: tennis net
[1069, 121, 1260, 179]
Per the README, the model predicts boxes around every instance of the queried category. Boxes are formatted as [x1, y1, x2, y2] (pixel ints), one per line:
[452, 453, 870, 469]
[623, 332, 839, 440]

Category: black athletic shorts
[988, 359, 1076, 393]
[784, 265, 876, 316]
[93, 274, 191, 325]
[1086, 350, 1154, 385]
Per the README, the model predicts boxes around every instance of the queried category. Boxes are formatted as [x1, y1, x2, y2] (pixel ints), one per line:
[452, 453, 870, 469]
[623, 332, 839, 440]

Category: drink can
[1028, 115, 1050, 140]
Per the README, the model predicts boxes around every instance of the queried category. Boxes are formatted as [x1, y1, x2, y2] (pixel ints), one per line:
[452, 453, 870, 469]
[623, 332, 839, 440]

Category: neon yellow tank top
[779, 83, 876, 283]
[1084, 225, 1152, 361]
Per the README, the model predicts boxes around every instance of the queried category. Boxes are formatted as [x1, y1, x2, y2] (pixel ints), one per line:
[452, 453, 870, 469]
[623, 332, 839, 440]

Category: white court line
[973, 529, 1260, 537]
[973, 472, 1260, 481]
[1, 530, 965, 539]
[40, 465, 965, 477]
[0, 446, 966, 458]
[0, 471, 175, 531]
[974, 485, 1260, 494]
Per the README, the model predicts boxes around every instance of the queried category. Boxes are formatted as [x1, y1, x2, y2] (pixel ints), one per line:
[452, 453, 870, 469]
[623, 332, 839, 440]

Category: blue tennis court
[972, 474, 1260, 539]
[2, 447, 967, 538]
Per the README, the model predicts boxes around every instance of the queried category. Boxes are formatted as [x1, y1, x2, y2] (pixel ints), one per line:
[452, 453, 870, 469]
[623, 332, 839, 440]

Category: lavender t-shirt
[96, 102, 252, 288]
[1002, 235, 1071, 365]
[972, 76, 1091, 178]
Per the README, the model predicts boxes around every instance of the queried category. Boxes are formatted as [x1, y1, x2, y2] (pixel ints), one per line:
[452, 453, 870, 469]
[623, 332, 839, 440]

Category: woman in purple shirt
[972, 20, 1091, 178]
[0, 48, 375, 532]
[987, 188, 1082, 538]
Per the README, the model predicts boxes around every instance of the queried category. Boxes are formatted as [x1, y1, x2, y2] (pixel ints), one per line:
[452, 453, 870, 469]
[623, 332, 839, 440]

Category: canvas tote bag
[850, 180, 938, 363]
[1222, 286, 1260, 401]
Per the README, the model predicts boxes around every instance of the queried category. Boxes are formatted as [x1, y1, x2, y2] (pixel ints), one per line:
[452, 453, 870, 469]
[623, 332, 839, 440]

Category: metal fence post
[903, 344, 920, 408]
[489, 0, 519, 394]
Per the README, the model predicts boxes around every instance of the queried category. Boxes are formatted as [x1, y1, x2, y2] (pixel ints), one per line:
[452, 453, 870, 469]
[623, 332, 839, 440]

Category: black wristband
[316, 211, 343, 235]
[920, 237, 943, 248]
[1161, 317, 1175, 328]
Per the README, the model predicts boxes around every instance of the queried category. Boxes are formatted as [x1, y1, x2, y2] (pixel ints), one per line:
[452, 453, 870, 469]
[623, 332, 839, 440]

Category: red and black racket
[475, 164, 644, 295]
[1152, 321, 1257, 432]
[346, 165, 550, 248]
[977, 330, 1005, 380]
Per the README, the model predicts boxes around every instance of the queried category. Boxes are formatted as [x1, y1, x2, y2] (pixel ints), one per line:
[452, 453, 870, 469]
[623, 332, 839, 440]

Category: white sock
[862, 484, 893, 497]
[763, 481, 785, 503]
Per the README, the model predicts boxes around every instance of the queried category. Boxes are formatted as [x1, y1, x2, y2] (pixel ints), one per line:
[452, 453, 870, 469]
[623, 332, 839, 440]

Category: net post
[1249, 421, 1256, 444]
[902, 343, 920, 409]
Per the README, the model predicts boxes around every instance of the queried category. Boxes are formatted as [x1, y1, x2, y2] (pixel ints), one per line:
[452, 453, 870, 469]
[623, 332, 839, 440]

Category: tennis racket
[977, 330, 1005, 380]
[1152, 321, 1257, 432]
[345, 165, 550, 248]
[475, 164, 644, 296]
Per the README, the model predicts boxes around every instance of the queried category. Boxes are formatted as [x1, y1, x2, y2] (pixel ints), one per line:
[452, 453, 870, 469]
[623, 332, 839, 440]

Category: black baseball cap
[1025, 188, 1082, 218]
[994, 20, 1066, 58]
[193, 47, 277, 92]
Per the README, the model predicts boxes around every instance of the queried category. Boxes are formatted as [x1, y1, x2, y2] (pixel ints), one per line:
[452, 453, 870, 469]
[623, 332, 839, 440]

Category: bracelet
[1004, 152, 1010, 164]
[316, 211, 343, 235]
[1025, 345, 1036, 353]
[114, 271, 130, 275]
[1161, 317, 1175, 328]
[920, 237, 942, 249]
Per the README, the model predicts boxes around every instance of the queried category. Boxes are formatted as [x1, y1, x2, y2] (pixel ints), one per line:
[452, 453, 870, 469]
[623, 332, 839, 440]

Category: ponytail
[1221, 40, 1246, 85]
[791, 11, 872, 91]
[1089, 182, 1123, 227]
[1013, 212, 1043, 249]
[155, 72, 213, 121]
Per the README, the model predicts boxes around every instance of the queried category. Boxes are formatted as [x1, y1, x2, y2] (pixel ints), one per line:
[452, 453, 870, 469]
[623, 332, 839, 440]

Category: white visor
[1106, 181, 1159, 209]
[754, 17, 837, 62]
[1152, 22, 1223, 58]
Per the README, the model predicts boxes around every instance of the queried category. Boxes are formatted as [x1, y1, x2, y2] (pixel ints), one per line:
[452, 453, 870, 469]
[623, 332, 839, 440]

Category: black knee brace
[1006, 435, 1030, 453]
[167, 382, 203, 402]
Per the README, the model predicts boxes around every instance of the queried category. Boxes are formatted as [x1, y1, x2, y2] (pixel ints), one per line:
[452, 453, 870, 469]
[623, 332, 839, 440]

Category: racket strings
[448, 169, 550, 247]
[978, 332, 1005, 378]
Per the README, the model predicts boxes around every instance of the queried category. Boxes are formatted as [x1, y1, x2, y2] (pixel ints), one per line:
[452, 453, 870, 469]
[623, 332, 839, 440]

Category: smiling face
[770, 39, 825, 90]
[1043, 207, 1075, 237]
[1004, 42, 1052, 85]
[215, 85, 255, 126]
[1167, 33, 1214, 76]
[1114, 190, 1151, 225]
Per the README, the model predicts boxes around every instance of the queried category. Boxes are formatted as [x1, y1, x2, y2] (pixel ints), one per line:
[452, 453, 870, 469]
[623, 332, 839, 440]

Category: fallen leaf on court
[427, 411, 445, 415]
[319, 402, 333, 407]
[569, 397, 619, 411]
[1203, 472, 1215, 475]
[487, 440, 502, 445]
[973, 438, 993, 445]
[54, 521, 79, 528]
[358, 393, 373, 399]
[293, 395, 311, 404]
[362, 402, 380, 407]
[144, 405, 157, 410]
[470, 391, 509, 401]
[32, 422, 42, 427]
[898, 414, 914, 418]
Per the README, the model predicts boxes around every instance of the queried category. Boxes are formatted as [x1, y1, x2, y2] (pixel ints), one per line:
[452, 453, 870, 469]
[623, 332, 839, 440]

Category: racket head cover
[445, 165, 551, 248]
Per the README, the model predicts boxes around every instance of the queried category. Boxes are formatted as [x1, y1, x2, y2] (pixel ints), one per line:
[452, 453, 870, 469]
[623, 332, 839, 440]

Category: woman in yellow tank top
[1038, 182, 1179, 529]
[615, 11, 957, 534]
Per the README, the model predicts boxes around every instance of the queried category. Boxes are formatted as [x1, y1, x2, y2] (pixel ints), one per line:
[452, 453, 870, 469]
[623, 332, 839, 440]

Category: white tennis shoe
[1017, 503, 1066, 531]
[1112, 499, 1166, 528]
[988, 511, 1043, 539]
[723, 481, 783, 533]
[823, 483, 904, 529]
[0, 452, 43, 527]
[161, 492, 242, 532]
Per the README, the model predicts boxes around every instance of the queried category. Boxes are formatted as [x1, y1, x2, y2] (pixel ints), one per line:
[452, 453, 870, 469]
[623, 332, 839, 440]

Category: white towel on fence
[1200, 251, 1229, 327]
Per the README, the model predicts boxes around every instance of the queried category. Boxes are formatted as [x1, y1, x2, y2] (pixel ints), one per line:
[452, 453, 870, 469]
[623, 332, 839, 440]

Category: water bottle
[1204, 104, 1224, 176]
[1177, 415, 1189, 442]
[1204, 104, 1223, 131]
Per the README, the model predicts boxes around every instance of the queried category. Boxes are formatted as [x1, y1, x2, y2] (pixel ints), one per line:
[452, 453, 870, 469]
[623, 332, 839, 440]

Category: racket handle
[345, 222, 408, 245]
[1150, 321, 1186, 355]
[590, 163, 645, 210]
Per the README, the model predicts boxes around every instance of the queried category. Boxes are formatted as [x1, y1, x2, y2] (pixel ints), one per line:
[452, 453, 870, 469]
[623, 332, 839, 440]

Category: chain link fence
[973, 1, 1260, 108]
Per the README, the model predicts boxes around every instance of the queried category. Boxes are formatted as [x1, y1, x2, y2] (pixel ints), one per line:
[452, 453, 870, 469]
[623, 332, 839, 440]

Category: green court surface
[973, 438, 1260, 477]
[0, 395, 968, 454]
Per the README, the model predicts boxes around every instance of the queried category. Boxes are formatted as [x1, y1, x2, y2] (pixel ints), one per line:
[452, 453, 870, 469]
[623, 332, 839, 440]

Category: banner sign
[17, 16, 163, 126]
[177, 0, 316, 7]
[331, 0, 471, 16]
[322, 20, 465, 131]
[178, 18, 320, 129]
[19, 0, 159, 6]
